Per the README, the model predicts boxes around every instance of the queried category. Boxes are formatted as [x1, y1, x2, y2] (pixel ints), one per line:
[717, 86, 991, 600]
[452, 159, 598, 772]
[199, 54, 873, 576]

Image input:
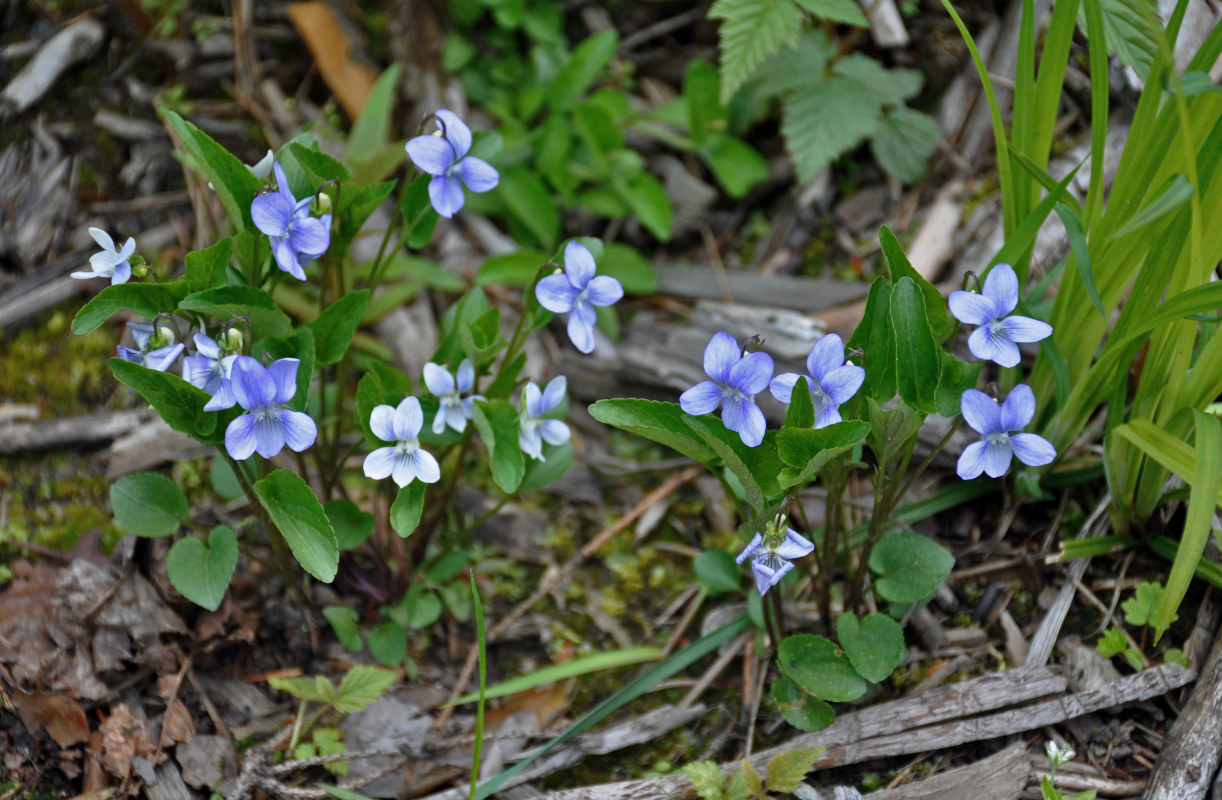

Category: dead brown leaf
[9, 689, 89, 747]
[287, 2, 377, 120]
[98, 704, 155, 781]
[158, 698, 194, 748]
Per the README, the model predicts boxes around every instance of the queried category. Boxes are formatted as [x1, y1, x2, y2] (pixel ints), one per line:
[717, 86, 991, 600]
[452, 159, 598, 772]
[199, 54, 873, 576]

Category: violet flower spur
[535, 241, 623, 354]
[680, 331, 774, 447]
[769, 334, 864, 428]
[251, 162, 332, 281]
[736, 526, 815, 596]
[519, 376, 571, 461]
[72, 228, 135, 284]
[423, 359, 483, 434]
[117, 322, 184, 373]
[405, 109, 499, 218]
[224, 356, 317, 460]
[363, 396, 440, 487]
[948, 263, 1052, 368]
[182, 333, 238, 411]
[957, 385, 1056, 479]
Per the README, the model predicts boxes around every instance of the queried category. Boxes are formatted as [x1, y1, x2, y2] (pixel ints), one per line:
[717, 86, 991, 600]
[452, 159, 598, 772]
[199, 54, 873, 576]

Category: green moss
[0, 451, 120, 553]
[0, 305, 115, 417]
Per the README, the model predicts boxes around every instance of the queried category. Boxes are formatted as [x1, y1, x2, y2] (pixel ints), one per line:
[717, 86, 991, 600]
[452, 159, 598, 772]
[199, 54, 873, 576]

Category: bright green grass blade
[1080, 0, 1110, 229]
[472, 616, 750, 800]
[1149, 536, 1222, 591]
[1153, 411, 1222, 641]
[1032, 0, 1081, 164]
[991, 162, 1081, 269]
[1053, 203, 1104, 318]
[939, 0, 1016, 236]
[1112, 174, 1195, 239]
[468, 573, 487, 800]
[446, 646, 663, 706]
[1113, 418, 1222, 508]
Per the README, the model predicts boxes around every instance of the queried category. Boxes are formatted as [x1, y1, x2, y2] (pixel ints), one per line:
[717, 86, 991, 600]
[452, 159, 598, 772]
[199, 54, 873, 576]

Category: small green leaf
[685, 59, 723, 146]
[739, 759, 762, 797]
[333, 664, 397, 712]
[695, 549, 742, 595]
[368, 622, 407, 667]
[390, 481, 427, 538]
[1122, 581, 1172, 627]
[889, 277, 941, 412]
[589, 399, 715, 464]
[110, 472, 189, 537]
[835, 612, 905, 683]
[162, 107, 262, 230]
[520, 439, 574, 491]
[1052, 204, 1105, 319]
[777, 634, 867, 702]
[72, 282, 190, 335]
[782, 75, 881, 182]
[209, 456, 244, 501]
[324, 499, 374, 551]
[345, 64, 402, 166]
[682, 761, 727, 800]
[548, 30, 618, 112]
[400, 174, 439, 249]
[600, 243, 659, 294]
[184, 237, 232, 292]
[764, 746, 825, 793]
[620, 172, 673, 242]
[472, 399, 525, 493]
[476, 250, 550, 287]
[934, 353, 982, 418]
[269, 675, 332, 704]
[289, 142, 349, 184]
[324, 606, 363, 652]
[1096, 626, 1128, 659]
[698, 133, 770, 199]
[404, 585, 443, 628]
[846, 278, 895, 401]
[499, 165, 560, 251]
[865, 398, 924, 469]
[253, 469, 338, 582]
[309, 290, 370, 365]
[792, 0, 867, 26]
[771, 675, 835, 732]
[177, 286, 292, 341]
[425, 551, 469, 584]
[166, 525, 238, 611]
[776, 420, 870, 488]
[868, 532, 954, 603]
[783, 377, 815, 430]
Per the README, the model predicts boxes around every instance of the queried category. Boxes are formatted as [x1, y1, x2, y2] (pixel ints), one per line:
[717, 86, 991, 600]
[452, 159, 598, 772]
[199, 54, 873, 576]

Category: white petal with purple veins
[405, 135, 455, 176]
[541, 376, 567, 414]
[956, 440, 988, 480]
[730, 351, 774, 396]
[370, 404, 398, 442]
[225, 413, 259, 460]
[268, 359, 300, 405]
[679, 381, 723, 415]
[1010, 433, 1056, 466]
[769, 373, 800, 404]
[1000, 315, 1052, 343]
[806, 334, 844, 383]
[459, 157, 499, 192]
[948, 290, 996, 326]
[960, 389, 1001, 435]
[428, 174, 465, 218]
[585, 275, 623, 306]
[566, 312, 595, 354]
[536, 274, 579, 313]
[564, 240, 597, 288]
[539, 419, 570, 446]
[412, 449, 441, 483]
[393, 397, 424, 441]
[363, 447, 396, 480]
[1000, 384, 1036, 431]
[423, 363, 454, 397]
[968, 325, 1021, 368]
[776, 529, 815, 559]
[982, 263, 1019, 315]
[821, 363, 865, 406]
[281, 410, 317, 452]
[982, 437, 1014, 477]
[435, 109, 472, 157]
[253, 413, 287, 458]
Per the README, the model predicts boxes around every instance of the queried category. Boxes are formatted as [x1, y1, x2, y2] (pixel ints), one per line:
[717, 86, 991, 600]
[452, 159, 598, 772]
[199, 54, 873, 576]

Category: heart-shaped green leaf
[166, 525, 238, 611]
[777, 634, 867, 702]
[836, 612, 905, 683]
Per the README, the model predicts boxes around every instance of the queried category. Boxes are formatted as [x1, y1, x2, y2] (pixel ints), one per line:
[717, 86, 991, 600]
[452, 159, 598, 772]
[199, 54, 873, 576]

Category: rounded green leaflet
[694, 549, 741, 595]
[110, 472, 189, 537]
[836, 612, 905, 683]
[166, 525, 238, 611]
[868, 532, 955, 603]
[324, 498, 374, 551]
[368, 621, 407, 667]
[777, 634, 867, 703]
[771, 675, 835, 732]
[252, 469, 338, 583]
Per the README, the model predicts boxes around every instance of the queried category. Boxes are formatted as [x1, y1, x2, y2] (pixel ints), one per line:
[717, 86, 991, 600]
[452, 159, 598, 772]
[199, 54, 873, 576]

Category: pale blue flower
[224, 356, 317, 460]
[251, 162, 331, 281]
[957, 385, 1056, 479]
[423, 359, 483, 434]
[117, 322, 184, 372]
[535, 241, 623, 354]
[519, 376, 570, 461]
[405, 109, 499, 218]
[680, 331, 774, 447]
[948, 263, 1052, 368]
[73, 228, 134, 284]
[182, 333, 238, 411]
[736, 527, 815, 596]
[769, 334, 864, 428]
[363, 396, 440, 487]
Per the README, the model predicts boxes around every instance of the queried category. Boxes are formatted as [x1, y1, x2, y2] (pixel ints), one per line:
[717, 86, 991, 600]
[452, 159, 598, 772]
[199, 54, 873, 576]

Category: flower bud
[153, 325, 176, 347]
[225, 327, 244, 353]
[315, 192, 332, 214]
[132, 264, 149, 278]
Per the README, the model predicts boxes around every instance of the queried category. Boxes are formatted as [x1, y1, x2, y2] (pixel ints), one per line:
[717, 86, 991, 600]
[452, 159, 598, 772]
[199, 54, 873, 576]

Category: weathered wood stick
[0, 409, 151, 454]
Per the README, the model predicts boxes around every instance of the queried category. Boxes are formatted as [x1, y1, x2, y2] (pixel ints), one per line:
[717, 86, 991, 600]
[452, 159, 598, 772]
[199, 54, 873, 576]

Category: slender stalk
[892, 417, 964, 504]
[467, 573, 488, 800]
[764, 589, 786, 654]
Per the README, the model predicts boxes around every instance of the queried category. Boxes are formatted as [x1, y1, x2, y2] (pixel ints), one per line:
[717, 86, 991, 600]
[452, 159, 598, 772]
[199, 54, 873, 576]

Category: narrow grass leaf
[1053, 203, 1104, 318]
[1112, 174, 1195, 238]
[473, 616, 750, 799]
[468, 573, 487, 800]
[446, 646, 663, 706]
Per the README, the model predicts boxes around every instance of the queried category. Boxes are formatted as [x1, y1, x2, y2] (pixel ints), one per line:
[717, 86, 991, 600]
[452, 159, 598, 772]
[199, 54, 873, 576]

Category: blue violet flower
[957, 385, 1056, 479]
[251, 162, 332, 281]
[736, 525, 815, 596]
[73, 228, 135, 284]
[224, 356, 317, 460]
[363, 396, 440, 487]
[117, 322, 184, 373]
[770, 334, 865, 428]
[535, 241, 623, 354]
[405, 109, 499, 218]
[948, 263, 1052, 368]
[680, 331, 774, 447]
[519, 376, 571, 461]
[423, 359, 483, 434]
[183, 333, 239, 411]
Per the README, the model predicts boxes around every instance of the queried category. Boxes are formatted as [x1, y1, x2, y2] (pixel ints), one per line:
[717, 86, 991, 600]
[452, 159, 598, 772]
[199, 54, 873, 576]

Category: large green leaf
[878, 227, 950, 342]
[109, 358, 218, 443]
[710, 0, 804, 102]
[771, 676, 836, 732]
[777, 634, 867, 702]
[472, 399, 525, 493]
[683, 414, 783, 512]
[889, 277, 941, 412]
[868, 532, 955, 603]
[498, 166, 560, 251]
[589, 399, 715, 463]
[872, 106, 942, 184]
[253, 469, 338, 582]
[390, 481, 427, 538]
[166, 525, 238, 611]
[847, 278, 896, 401]
[110, 472, 189, 537]
[345, 64, 402, 168]
[184, 237, 232, 292]
[72, 281, 190, 334]
[776, 420, 870, 488]
[548, 30, 618, 113]
[309, 290, 370, 365]
[177, 286, 293, 341]
[793, 0, 867, 25]
[162, 108, 261, 231]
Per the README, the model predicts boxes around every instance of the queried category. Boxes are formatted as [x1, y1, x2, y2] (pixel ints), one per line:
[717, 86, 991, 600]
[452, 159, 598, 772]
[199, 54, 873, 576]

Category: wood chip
[0, 17, 106, 117]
